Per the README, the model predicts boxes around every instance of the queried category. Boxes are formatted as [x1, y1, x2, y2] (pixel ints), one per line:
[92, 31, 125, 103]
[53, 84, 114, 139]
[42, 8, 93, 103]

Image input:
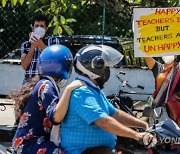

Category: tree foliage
[1, 0, 179, 36]
[0, 0, 179, 58]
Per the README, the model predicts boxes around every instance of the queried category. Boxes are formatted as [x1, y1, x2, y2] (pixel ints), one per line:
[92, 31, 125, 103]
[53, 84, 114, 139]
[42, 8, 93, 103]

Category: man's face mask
[162, 56, 175, 64]
[34, 27, 46, 38]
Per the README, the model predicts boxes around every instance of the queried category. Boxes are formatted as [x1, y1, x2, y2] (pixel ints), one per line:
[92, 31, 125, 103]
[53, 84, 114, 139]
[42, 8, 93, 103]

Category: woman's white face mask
[162, 56, 175, 64]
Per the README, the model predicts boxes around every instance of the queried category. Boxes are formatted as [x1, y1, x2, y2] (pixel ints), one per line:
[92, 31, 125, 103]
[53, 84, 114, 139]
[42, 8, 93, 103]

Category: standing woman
[145, 56, 180, 126]
[11, 45, 85, 154]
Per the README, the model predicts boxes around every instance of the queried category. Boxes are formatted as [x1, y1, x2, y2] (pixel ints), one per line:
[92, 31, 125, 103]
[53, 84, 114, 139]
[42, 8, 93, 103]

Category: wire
[102, 0, 106, 45]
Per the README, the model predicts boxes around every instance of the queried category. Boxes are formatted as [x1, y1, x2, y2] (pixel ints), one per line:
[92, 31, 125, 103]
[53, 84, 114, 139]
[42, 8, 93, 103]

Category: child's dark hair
[10, 76, 40, 122]
[31, 13, 48, 26]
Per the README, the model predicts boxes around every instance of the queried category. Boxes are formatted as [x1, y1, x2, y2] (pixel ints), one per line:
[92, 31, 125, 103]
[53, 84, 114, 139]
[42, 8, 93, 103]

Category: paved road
[0, 98, 15, 126]
[0, 98, 15, 153]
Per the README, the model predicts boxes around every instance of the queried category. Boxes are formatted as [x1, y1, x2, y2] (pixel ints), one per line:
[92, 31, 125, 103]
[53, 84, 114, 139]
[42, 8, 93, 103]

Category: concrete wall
[104, 67, 155, 101]
[0, 62, 155, 101]
[0, 63, 24, 96]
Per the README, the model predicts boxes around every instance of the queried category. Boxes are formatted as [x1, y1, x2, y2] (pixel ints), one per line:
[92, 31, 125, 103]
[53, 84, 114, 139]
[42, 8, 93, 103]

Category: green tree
[0, 0, 179, 59]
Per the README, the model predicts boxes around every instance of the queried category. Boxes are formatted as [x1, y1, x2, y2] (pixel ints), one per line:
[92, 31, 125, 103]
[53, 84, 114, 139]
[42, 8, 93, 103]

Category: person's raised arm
[21, 45, 35, 70]
[144, 57, 156, 70]
[21, 37, 46, 70]
[53, 80, 86, 123]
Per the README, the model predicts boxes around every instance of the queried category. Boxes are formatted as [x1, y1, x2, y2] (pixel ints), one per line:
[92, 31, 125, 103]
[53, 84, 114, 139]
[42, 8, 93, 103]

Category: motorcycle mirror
[143, 105, 154, 117]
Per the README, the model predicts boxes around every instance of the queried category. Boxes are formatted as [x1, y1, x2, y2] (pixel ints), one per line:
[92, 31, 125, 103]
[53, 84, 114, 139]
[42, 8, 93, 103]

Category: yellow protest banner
[133, 8, 180, 57]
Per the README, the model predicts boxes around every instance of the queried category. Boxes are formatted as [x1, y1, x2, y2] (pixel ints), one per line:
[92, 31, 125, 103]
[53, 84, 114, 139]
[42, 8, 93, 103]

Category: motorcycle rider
[60, 44, 156, 154]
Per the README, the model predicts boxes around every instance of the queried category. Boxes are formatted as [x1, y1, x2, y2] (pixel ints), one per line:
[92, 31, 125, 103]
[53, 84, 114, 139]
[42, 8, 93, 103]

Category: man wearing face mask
[145, 56, 180, 126]
[60, 45, 156, 154]
[20, 13, 60, 84]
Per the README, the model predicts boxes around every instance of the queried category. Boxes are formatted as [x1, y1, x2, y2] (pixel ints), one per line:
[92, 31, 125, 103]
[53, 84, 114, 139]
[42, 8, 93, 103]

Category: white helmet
[74, 44, 124, 87]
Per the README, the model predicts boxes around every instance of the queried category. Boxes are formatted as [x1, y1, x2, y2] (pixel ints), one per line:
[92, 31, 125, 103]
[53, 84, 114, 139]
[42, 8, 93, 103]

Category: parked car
[0, 35, 154, 99]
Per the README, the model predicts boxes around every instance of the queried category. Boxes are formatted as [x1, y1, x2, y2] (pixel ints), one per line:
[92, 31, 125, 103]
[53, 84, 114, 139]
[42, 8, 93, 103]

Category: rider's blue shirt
[60, 76, 117, 154]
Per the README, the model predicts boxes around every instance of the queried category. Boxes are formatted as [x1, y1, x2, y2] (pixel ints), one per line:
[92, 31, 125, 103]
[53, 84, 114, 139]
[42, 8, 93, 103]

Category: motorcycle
[108, 71, 180, 153]
[143, 106, 180, 154]
[108, 71, 149, 151]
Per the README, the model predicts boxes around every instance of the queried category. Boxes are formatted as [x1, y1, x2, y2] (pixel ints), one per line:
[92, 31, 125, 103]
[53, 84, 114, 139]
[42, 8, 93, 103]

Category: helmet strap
[43, 75, 60, 96]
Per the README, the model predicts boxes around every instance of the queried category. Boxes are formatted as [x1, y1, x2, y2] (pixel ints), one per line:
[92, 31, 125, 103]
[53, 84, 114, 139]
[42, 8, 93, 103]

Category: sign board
[133, 7, 180, 57]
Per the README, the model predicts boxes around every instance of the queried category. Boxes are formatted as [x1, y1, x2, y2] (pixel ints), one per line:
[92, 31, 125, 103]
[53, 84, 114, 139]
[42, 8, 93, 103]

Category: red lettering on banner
[143, 42, 180, 53]
[157, 42, 180, 51]
[177, 17, 180, 22]
[136, 18, 174, 26]
[155, 8, 180, 15]
[144, 45, 156, 52]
